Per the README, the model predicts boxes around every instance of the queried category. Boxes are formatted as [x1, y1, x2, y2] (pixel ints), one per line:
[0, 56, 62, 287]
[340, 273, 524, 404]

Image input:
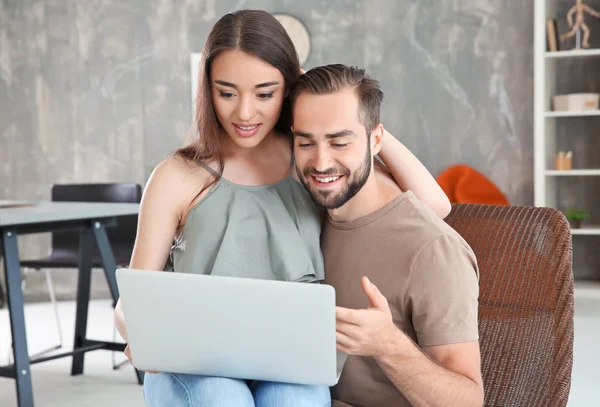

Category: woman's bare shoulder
[145, 154, 216, 215]
[151, 153, 213, 188]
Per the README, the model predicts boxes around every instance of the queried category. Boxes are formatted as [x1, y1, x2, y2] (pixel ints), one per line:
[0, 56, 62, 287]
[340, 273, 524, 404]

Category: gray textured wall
[1, 0, 598, 301]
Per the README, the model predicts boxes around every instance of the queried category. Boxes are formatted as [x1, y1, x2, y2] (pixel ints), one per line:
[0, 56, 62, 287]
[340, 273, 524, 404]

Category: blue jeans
[143, 373, 331, 407]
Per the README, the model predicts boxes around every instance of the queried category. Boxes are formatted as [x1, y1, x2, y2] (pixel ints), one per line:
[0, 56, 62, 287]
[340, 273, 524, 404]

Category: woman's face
[211, 50, 286, 150]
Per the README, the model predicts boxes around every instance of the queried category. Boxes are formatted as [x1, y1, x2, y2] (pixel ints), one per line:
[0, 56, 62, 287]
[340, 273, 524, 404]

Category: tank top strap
[197, 161, 221, 177]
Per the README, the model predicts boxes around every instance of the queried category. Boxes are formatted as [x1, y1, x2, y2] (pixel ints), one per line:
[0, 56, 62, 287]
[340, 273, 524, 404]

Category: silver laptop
[116, 268, 346, 386]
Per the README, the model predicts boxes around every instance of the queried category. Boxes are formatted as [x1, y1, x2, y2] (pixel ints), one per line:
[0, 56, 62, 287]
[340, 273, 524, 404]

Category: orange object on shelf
[555, 151, 573, 170]
[436, 164, 509, 206]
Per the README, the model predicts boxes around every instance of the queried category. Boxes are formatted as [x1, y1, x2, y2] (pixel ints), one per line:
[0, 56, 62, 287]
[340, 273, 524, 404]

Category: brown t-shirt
[322, 191, 480, 407]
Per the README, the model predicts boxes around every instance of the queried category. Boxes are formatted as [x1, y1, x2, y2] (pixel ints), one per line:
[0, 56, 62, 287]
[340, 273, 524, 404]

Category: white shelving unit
[545, 169, 600, 176]
[545, 48, 600, 58]
[571, 226, 600, 235]
[544, 110, 600, 117]
[534, 0, 600, 235]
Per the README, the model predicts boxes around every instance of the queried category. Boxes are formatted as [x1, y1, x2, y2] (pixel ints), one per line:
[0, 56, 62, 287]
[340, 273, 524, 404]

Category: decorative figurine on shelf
[560, 0, 600, 48]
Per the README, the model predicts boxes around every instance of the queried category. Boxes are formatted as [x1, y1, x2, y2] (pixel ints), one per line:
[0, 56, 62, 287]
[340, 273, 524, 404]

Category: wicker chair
[445, 203, 574, 407]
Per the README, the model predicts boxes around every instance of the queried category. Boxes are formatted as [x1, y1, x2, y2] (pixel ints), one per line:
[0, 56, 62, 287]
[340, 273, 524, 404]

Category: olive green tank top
[170, 163, 325, 283]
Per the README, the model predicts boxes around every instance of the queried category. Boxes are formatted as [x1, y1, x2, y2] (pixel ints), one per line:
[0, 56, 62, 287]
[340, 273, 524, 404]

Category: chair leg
[43, 269, 64, 348]
[20, 267, 29, 290]
[110, 262, 130, 371]
[111, 321, 129, 370]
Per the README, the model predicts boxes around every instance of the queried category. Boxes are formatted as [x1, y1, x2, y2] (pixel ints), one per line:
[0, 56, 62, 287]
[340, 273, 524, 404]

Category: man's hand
[124, 344, 159, 374]
[335, 277, 400, 357]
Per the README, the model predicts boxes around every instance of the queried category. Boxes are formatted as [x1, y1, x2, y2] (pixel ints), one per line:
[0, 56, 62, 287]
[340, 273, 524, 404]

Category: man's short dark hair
[289, 64, 384, 133]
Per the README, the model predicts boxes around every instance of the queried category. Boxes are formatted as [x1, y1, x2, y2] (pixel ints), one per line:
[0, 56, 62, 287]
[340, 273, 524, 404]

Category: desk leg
[71, 227, 94, 376]
[2, 230, 35, 407]
[92, 222, 145, 385]
[0, 280, 5, 308]
[91, 222, 119, 306]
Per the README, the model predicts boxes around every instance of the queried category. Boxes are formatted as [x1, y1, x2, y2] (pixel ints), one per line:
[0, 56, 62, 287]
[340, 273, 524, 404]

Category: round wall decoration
[273, 13, 312, 66]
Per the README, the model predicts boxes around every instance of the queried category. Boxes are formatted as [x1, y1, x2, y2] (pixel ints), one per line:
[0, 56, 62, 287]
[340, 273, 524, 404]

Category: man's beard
[298, 144, 372, 210]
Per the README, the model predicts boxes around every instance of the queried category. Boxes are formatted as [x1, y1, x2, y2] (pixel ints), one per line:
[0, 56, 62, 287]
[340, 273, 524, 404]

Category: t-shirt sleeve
[405, 234, 480, 347]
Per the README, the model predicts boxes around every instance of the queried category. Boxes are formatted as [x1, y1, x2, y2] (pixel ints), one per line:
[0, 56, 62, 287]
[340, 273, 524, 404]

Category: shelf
[571, 226, 600, 236]
[545, 169, 600, 176]
[545, 49, 600, 58]
[544, 110, 600, 117]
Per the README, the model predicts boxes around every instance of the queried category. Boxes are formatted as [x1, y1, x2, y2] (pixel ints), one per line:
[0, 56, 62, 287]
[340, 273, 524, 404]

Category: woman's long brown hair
[177, 10, 301, 196]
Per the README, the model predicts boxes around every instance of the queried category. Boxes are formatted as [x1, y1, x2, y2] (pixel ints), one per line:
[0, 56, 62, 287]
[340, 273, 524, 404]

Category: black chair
[13, 183, 141, 363]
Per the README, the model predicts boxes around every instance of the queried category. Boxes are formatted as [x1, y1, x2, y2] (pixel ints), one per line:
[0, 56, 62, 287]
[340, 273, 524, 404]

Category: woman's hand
[377, 128, 451, 219]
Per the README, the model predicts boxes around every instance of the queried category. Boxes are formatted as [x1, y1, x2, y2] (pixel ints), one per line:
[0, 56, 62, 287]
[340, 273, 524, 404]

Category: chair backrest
[50, 183, 142, 263]
[445, 204, 573, 407]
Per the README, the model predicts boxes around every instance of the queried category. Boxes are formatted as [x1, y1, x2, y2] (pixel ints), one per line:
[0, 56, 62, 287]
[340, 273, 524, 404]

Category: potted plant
[565, 209, 591, 229]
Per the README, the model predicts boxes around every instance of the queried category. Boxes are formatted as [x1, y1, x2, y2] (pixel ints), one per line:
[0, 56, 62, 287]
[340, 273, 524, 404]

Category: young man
[290, 65, 484, 407]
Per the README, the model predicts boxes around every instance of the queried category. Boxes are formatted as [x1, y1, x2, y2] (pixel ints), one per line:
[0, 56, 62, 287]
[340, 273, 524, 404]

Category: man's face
[292, 88, 375, 209]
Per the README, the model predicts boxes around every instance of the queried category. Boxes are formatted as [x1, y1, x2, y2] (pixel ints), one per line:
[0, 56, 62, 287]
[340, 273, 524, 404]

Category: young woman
[115, 9, 450, 407]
